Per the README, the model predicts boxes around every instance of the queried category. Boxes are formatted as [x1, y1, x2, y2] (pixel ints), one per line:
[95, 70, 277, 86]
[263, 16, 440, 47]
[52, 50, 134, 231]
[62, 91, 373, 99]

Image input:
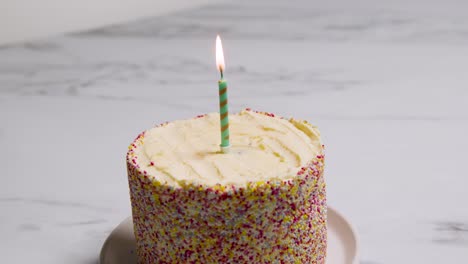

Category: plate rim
[327, 207, 360, 264]
[100, 206, 359, 264]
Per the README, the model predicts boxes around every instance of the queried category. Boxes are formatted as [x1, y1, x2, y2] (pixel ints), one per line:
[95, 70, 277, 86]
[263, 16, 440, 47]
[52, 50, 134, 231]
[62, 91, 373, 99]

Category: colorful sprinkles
[126, 109, 327, 263]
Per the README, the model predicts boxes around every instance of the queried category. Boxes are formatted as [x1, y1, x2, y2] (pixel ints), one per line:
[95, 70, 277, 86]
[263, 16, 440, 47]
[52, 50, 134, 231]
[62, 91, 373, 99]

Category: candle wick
[219, 68, 224, 79]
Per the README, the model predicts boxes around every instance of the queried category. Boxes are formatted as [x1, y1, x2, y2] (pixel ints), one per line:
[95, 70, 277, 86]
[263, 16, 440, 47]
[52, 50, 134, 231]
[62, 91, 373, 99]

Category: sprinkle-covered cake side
[126, 109, 327, 263]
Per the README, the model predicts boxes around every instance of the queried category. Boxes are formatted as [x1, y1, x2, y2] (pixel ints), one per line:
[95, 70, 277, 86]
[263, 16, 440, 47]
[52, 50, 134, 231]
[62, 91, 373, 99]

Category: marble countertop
[1, 0, 468, 263]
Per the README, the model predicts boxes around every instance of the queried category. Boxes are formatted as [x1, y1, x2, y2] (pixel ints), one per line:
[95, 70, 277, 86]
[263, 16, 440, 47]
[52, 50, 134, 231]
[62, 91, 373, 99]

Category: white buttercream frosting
[135, 110, 322, 187]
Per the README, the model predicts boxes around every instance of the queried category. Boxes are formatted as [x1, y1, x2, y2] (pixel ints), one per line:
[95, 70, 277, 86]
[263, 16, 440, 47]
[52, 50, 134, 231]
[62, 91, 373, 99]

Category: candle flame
[216, 35, 225, 73]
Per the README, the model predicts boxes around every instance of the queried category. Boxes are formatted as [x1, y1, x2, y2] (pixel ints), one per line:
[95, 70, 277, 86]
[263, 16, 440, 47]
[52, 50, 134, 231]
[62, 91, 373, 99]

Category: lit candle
[216, 35, 230, 153]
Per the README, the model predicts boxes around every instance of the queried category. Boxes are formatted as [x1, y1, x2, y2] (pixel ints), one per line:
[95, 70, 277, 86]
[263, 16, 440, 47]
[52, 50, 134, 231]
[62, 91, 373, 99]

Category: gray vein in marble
[0, 56, 362, 102]
[433, 221, 468, 246]
[58, 219, 108, 227]
[6, 41, 63, 52]
[17, 223, 42, 232]
[73, 1, 468, 43]
[0, 197, 112, 212]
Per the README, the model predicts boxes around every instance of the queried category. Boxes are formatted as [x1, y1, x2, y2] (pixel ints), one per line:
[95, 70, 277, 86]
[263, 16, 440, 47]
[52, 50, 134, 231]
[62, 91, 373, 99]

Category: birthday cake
[126, 109, 327, 263]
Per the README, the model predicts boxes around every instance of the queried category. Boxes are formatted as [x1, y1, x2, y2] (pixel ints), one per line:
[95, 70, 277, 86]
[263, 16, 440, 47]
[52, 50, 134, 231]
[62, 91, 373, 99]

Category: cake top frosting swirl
[132, 110, 322, 187]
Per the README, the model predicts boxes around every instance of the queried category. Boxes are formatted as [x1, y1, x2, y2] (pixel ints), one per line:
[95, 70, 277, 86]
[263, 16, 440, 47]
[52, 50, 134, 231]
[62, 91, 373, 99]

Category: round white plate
[100, 207, 358, 264]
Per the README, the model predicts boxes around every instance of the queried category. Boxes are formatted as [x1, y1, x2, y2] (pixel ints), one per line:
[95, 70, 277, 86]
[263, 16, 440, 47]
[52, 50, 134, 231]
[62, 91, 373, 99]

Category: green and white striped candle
[216, 35, 230, 153]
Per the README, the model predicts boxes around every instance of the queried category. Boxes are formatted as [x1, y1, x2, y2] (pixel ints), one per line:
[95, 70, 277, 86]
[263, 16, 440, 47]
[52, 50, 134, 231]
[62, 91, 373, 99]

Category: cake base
[100, 207, 358, 264]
